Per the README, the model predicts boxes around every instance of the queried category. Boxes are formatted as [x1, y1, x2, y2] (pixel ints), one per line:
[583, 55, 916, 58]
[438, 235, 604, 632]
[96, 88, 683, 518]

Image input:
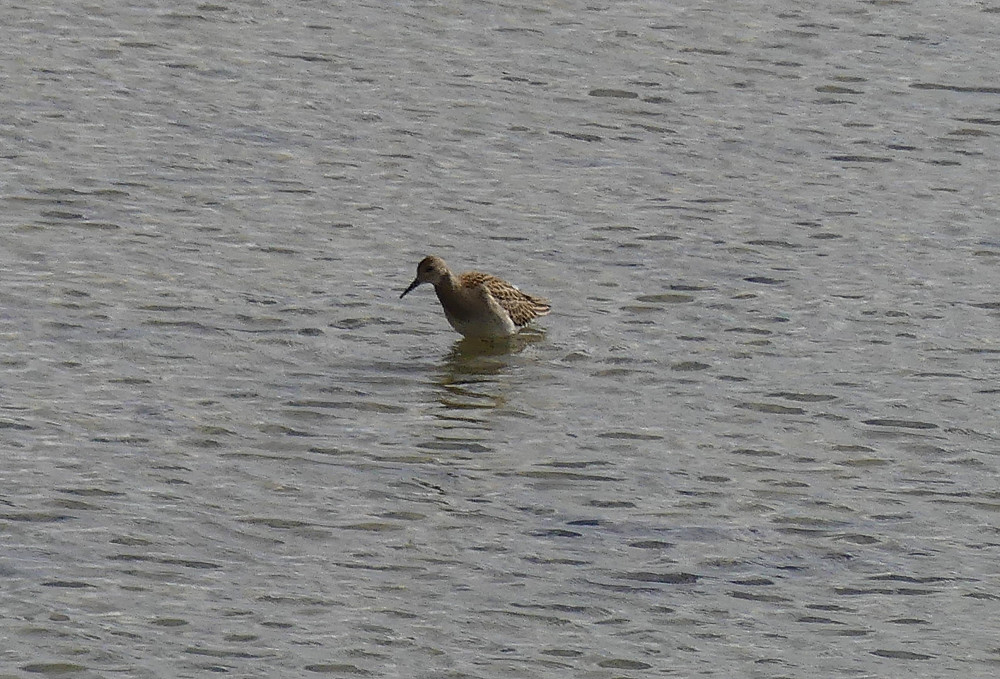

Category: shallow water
[2, 0, 999, 677]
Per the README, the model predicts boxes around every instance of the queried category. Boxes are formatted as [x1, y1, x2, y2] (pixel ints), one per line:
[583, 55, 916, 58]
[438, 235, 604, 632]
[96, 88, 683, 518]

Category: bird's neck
[435, 272, 460, 292]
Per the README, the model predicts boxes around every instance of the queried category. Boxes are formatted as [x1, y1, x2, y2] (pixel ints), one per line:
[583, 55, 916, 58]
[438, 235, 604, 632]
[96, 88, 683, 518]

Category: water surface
[2, 1, 999, 677]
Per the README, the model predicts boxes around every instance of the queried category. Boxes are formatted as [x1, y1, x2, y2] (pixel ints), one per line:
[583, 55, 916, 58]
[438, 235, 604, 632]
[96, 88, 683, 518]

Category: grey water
[2, 0, 999, 677]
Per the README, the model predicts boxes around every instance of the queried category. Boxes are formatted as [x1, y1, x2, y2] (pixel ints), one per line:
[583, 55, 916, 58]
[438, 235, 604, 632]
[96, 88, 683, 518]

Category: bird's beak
[400, 278, 421, 299]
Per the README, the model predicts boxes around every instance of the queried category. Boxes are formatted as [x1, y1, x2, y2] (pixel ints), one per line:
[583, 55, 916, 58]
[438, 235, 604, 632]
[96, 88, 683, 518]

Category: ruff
[400, 255, 551, 338]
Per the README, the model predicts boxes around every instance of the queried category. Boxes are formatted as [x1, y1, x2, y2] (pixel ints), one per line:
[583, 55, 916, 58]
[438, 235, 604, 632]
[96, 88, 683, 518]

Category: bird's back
[463, 271, 551, 328]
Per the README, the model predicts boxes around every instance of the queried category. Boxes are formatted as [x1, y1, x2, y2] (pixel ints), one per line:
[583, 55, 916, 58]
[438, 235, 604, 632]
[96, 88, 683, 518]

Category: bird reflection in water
[434, 329, 546, 413]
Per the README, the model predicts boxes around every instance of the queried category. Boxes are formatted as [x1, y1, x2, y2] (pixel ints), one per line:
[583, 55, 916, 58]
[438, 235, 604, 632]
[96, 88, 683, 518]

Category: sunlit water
[2, 1, 999, 677]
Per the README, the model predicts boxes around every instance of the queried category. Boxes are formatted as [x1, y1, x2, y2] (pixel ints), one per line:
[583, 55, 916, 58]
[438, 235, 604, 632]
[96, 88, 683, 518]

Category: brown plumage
[400, 255, 550, 338]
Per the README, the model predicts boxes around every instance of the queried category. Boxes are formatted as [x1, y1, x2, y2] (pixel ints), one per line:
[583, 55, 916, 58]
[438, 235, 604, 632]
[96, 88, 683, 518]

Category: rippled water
[2, 0, 999, 677]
